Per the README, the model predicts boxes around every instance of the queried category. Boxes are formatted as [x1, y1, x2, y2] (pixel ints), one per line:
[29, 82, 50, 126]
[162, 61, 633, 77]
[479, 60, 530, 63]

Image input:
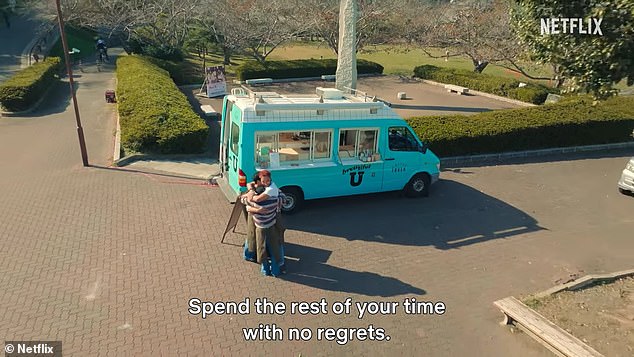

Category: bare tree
[299, 0, 411, 55]
[205, 0, 310, 64]
[26, 0, 201, 57]
[408, 0, 540, 74]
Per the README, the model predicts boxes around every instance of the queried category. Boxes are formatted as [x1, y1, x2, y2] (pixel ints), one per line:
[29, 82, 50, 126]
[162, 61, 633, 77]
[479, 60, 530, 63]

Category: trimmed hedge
[413, 64, 552, 105]
[407, 96, 634, 157]
[116, 55, 209, 154]
[0, 57, 61, 112]
[236, 59, 384, 81]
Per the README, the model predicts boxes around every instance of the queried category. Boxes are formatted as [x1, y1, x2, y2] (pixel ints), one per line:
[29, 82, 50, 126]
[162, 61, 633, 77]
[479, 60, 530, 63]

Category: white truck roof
[229, 87, 401, 123]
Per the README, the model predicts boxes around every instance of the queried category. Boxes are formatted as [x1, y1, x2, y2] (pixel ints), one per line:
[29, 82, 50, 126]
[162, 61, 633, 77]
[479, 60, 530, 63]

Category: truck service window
[339, 129, 379, 160]
[254, 130, 333, 168]
[312, 131, 331, 159]
[230, 122, 240, 154]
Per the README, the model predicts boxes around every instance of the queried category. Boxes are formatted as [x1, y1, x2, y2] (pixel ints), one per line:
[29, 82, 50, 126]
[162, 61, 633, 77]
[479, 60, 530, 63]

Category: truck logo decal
[350, 171, 365, 186]
[342, 164, 371, 175]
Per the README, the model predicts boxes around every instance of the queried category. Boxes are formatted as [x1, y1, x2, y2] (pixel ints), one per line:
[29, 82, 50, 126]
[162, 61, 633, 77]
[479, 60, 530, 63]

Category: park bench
[493, 297, 603, 357]
[445, 84, 469, 95]
[245, 78, 273, 86]
[200, 104, 219, 118]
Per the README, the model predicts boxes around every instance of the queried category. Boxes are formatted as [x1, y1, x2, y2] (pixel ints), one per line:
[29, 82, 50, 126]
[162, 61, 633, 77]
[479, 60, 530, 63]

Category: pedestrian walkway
[121, 156, 220, 181]
[0, 11, 41, 82]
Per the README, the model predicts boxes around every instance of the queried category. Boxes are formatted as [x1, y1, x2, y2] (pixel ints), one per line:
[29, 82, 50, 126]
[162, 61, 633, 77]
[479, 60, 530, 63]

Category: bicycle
[97, 48, 109, 72]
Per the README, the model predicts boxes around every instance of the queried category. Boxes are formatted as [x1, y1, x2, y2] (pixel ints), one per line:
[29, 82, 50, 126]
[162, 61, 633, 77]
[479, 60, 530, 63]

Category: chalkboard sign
[221, 195, 248, 243]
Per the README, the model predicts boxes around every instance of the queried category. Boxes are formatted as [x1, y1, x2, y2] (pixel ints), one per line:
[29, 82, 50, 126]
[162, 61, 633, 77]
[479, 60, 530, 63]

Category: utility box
[105, 90, 116, 103]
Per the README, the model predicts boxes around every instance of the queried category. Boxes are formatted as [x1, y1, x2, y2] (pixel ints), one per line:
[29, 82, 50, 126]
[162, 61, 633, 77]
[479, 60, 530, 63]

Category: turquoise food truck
[217, 87, 440, 213]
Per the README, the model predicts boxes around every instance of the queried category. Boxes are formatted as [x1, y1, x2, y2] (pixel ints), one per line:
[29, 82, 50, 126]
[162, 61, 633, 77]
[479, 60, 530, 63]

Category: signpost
[204, 66, 227, 98]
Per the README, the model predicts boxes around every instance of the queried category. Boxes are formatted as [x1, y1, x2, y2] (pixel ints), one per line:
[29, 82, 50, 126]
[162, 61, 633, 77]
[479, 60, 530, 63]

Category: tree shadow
[181, 87, 221, 158]
[279, 242, 426, 297]
[283, 179, 544, 250]
[15, 79, 76, 117]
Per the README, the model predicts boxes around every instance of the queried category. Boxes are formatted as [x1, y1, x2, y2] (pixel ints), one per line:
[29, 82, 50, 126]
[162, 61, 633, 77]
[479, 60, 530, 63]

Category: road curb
[113, 107, 121, 162]
[419, 79, 537, 107]
[113, 153, 220, 182]
[532, 268, 634, 299]
[441, 141, 634, 168]
[0, 83, 57, 117]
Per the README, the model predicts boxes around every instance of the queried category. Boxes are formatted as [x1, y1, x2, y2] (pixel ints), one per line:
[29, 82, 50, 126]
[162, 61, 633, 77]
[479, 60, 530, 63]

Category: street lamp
[55, 0, 89, 167]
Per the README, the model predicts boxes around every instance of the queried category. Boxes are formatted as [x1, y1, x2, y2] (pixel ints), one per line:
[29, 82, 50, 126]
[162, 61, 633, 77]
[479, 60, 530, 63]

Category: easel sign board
[206, 66, 227, 98]
[221, 196, 248, 242]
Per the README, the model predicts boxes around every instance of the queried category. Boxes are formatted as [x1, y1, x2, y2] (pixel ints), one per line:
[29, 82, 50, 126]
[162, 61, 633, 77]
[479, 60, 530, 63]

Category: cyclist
[96, 39, 109, 62]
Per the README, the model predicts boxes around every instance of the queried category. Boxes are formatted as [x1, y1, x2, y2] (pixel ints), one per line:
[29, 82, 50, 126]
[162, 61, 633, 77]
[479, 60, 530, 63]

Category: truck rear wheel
[280, 187, 304, 214]
[404, 173, 430, 198]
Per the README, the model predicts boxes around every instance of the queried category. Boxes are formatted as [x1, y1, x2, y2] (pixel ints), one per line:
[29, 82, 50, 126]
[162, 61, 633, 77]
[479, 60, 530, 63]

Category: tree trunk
[202, 50, 206, 74]
[222, 46, 232, 65]
[552, 64, 564, 88]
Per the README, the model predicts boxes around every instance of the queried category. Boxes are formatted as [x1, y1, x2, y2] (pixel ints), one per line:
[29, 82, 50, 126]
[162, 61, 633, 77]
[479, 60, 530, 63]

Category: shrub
[0, 57, 61, 112]
[125, 38, 185, 61]
[236, 59, 384, 81]
[407, 96, 634, 157]
[146, 57, 202, 86]
[116, 55, 208, 154]
[413, 64, 553, 104]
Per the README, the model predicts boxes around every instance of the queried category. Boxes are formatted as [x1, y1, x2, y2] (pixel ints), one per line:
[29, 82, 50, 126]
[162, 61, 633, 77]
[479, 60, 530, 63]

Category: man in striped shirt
[244, 170, 283, 276]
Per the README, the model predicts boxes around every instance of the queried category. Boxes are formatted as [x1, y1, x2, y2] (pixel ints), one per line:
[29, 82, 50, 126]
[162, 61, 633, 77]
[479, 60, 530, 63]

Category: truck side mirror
[420, 142, 428, 154]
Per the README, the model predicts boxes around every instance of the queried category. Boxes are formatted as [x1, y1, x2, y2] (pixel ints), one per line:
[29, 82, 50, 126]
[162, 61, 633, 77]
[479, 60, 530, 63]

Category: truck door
[226, 120, 241, 190]
[220, 98, 234, 176]
[382, 126, 424, 191]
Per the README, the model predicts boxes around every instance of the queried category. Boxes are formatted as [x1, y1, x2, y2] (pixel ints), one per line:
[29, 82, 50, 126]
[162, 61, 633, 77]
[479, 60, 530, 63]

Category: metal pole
[55, 0, 89, 167]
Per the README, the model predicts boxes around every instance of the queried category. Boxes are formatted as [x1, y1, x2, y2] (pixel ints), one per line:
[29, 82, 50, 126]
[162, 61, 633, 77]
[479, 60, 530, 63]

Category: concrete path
[0, 11, 42, 82]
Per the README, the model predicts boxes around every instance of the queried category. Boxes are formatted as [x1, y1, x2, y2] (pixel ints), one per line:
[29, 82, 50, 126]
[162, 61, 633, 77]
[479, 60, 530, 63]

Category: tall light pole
[55, 0, 89, 167]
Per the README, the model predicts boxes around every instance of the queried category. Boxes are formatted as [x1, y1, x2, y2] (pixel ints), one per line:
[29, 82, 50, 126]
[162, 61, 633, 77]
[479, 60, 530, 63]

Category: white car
[618, 157, 634, 195]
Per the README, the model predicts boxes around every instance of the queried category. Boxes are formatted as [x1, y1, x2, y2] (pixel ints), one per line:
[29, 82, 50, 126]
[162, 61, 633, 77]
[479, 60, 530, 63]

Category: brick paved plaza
[2, 57, 634, 356]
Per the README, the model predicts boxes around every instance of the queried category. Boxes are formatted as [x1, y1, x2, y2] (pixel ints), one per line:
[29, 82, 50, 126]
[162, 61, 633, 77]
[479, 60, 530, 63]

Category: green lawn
[173, 41, 631, 94]
[269, 42, 555, 86]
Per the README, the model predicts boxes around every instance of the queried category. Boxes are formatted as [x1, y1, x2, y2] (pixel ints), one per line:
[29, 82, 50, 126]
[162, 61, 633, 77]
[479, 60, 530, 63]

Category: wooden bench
[494, 297, 603, 357]
[445, 84, 469, 95]
[200, 105, 219, 118]
[245, 78, 273, 86]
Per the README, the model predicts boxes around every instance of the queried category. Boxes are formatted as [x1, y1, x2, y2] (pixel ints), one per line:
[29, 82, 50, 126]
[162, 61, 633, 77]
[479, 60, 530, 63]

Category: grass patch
[235, 58, 383, 81]
[269, 42, 555, 86]
[414, 64, 554, 104]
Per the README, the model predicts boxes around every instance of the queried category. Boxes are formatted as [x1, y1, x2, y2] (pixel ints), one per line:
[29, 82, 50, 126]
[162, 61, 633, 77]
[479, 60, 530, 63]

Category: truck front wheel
[404, 173, 430, 198]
